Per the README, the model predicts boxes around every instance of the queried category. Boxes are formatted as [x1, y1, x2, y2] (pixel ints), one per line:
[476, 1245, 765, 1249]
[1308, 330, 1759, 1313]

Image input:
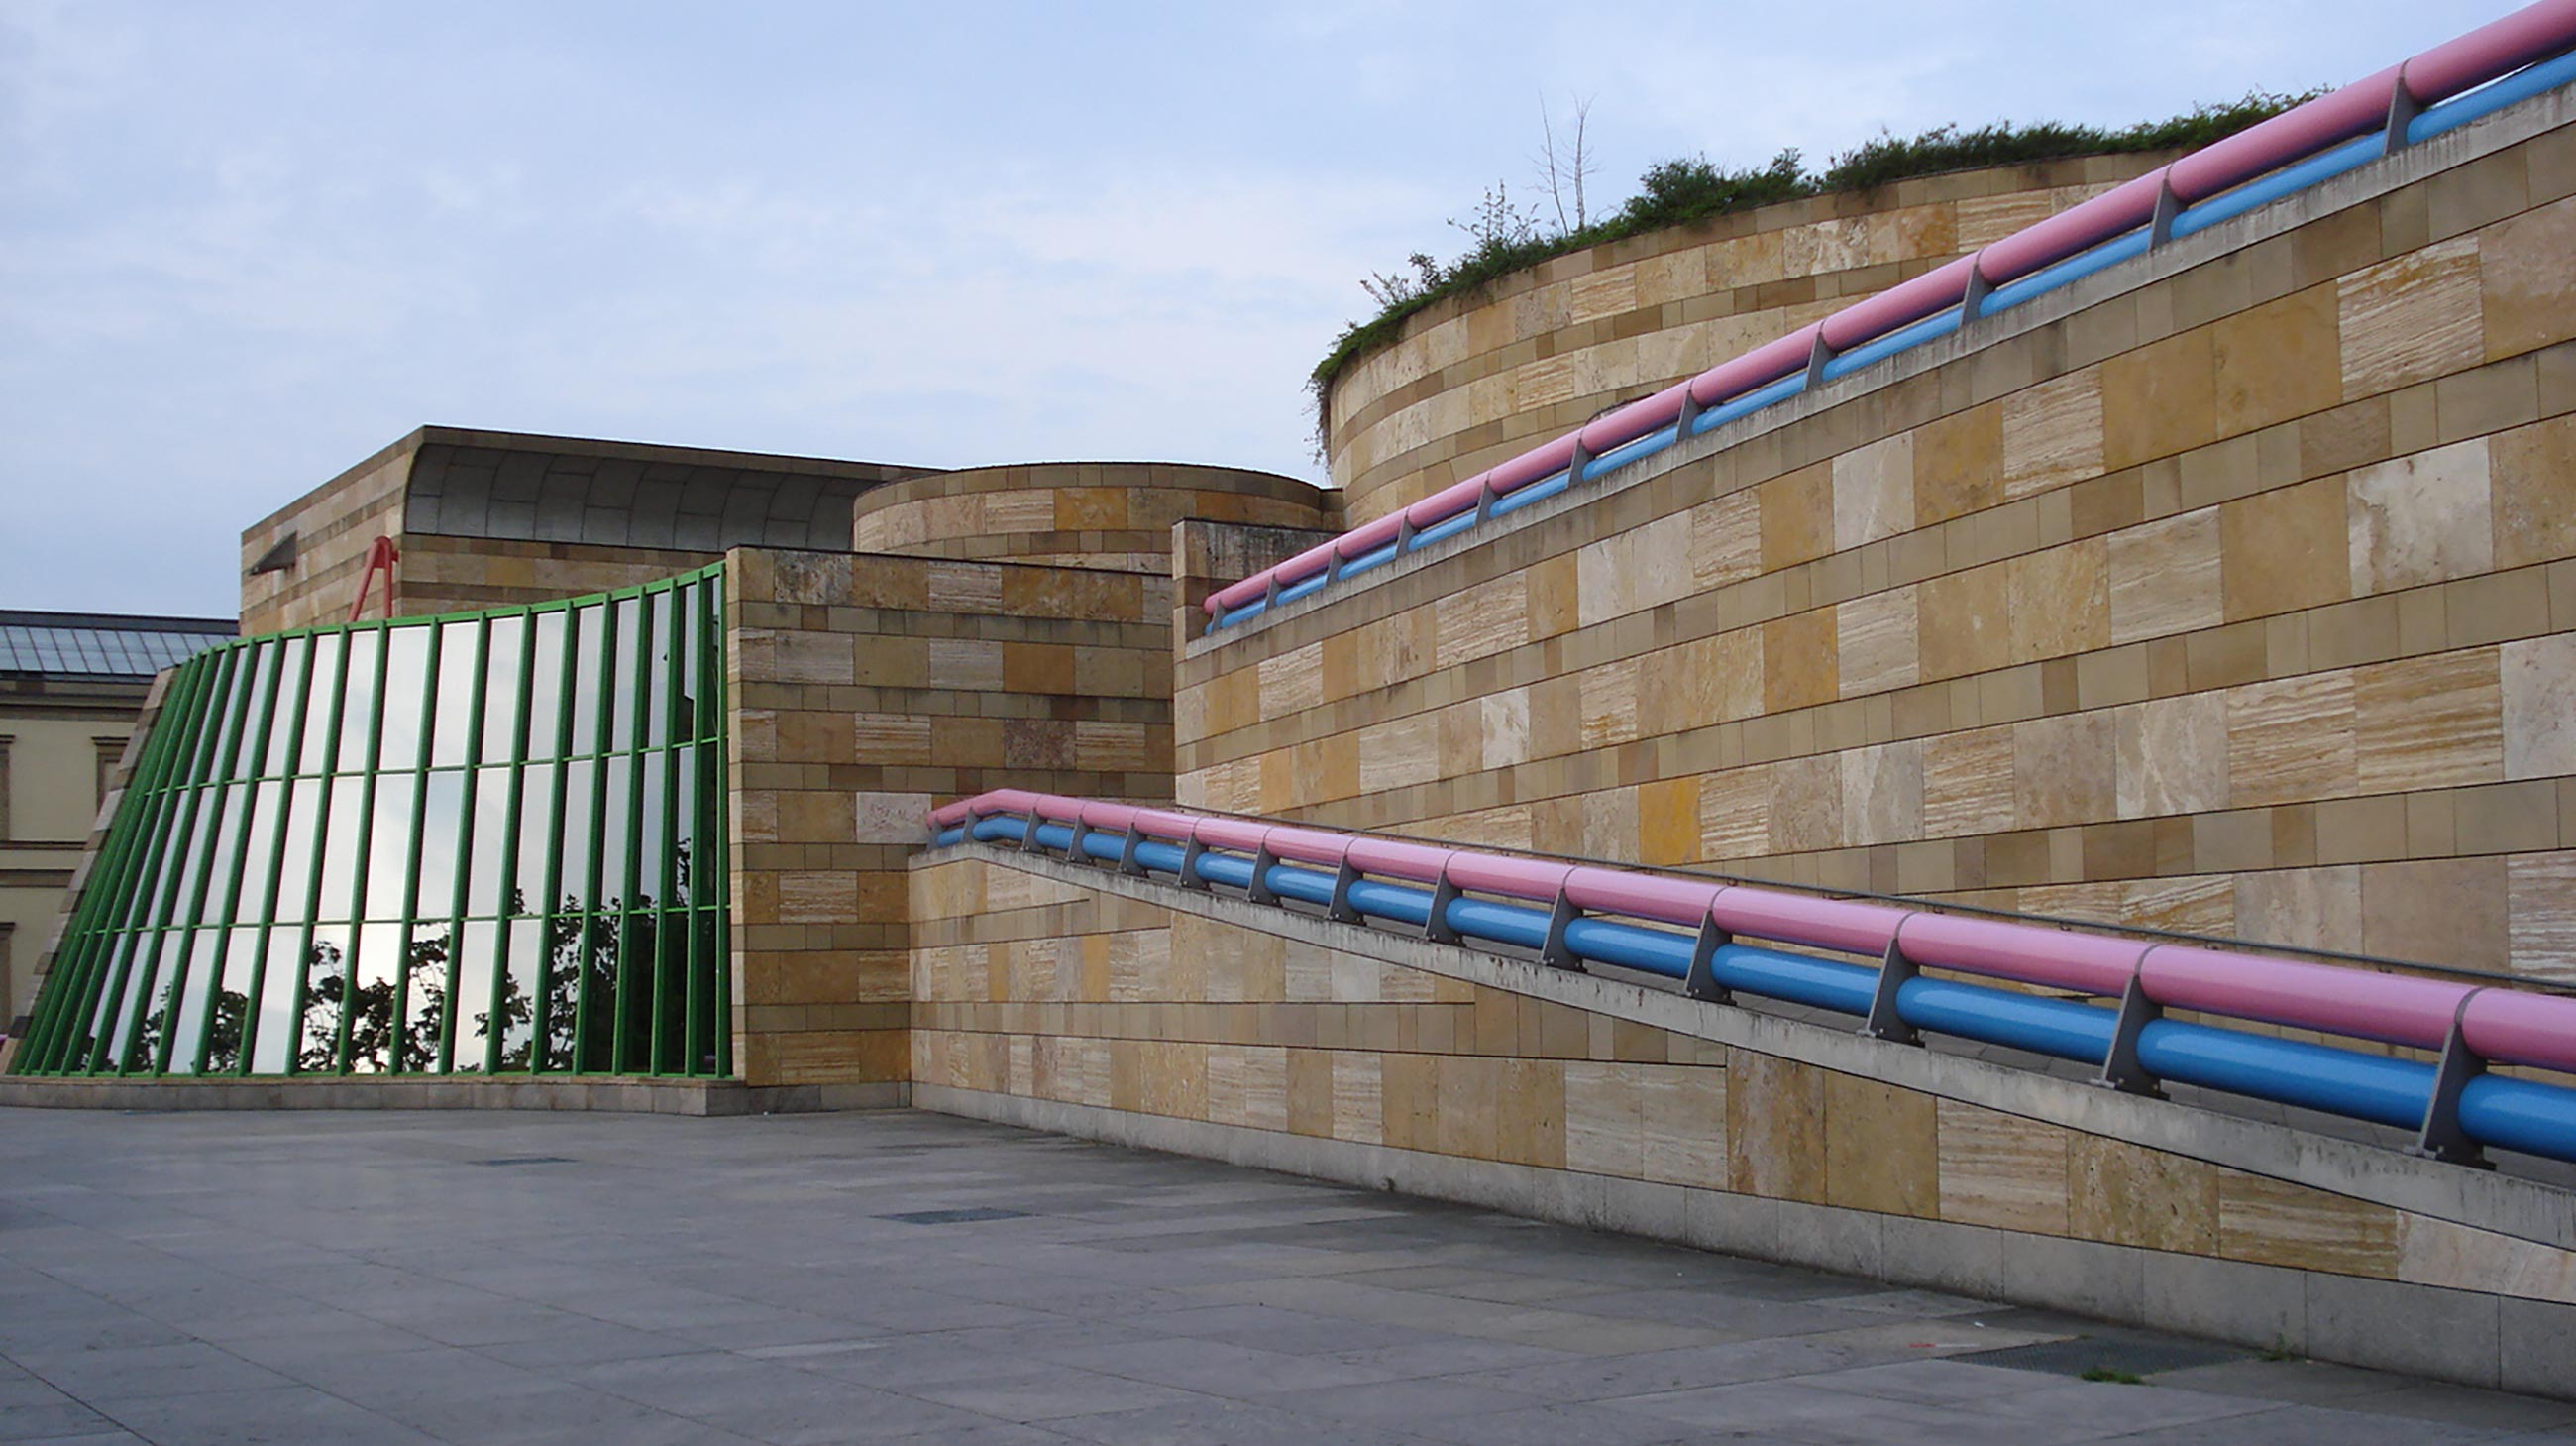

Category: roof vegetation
[1310, 91, 2319, 455]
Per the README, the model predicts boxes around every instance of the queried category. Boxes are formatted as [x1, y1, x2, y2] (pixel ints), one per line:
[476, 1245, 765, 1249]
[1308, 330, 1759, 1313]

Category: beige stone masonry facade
[911, 845, 2576, 1394]
[851, 461, 1333, 575]
[1325, 154, 2173, 526]
[1184, 102, 2576, 986]
[728, 547, 1178, 1088]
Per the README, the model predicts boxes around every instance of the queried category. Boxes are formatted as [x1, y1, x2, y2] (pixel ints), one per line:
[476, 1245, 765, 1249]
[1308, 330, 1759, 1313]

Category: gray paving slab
[0, 1105, 2564, 1446]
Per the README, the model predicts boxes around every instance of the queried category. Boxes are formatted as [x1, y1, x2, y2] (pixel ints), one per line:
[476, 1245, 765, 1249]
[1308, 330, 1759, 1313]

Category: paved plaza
[0, 1107, 2569, 1446]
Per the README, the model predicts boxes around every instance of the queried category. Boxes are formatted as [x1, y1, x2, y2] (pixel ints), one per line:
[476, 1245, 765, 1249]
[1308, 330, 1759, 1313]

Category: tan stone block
[2013, 711, 2115, 830]
[2002, 368, 2106, 499]
[2492, 413, 2576, 570]
[1380, 1051, 1442, 1150]
[1840, 741, 1924, 848]
[1644, 629, 1764, 736]
[1935, 1101, 2069, 1233]
[1257, 642, 1326, 717]
[1498, 1057, 1567, 1168]
[2501, 633, 2576, 781]
[2225, 671, 2357, 808]
[1833, 434, 1915, 551]
[1700, 766, 1770, 860]
[2008, 538, 2110, 663]
[1916, 402, 2003, 525]
[2114, 692, 2227, 820]
[1330, 1052, 1384, 1145]
[1763, 610, 1839, 714]
[1564, 1061, 1645, 1177]
[2509, 852, 2576, 986]
[1767, 754, 1845, 854]
[2346, 440, 2495, 597]
[1526, 553, 1580, 640]
[1761, 463, 1834, 571]
[2220, 477, 2351, 622]
[2481, 194, 2576, 360]
[2399, 1213, 2576, 1300]
[2363, 855, 2509, 972]
[1823, 1073, 1937, 1217]
[1638, 777, 1701, 866]
[1580, 658, 1642, 749]
[2352, 649, 2502, 793]
[2067, 1137, 2218, 1254]
[1579, 512, 1694, 629]
[2218, 1171, 2398, 1277]
[2213, 282, 2343, 436]
[1689, 490, 1763, 588]
[1640, 1065, 1727, 1189]
[1918, 562, 2011, 681]
[2339, 235, 2484, 396]
[2107, 507, 2224, 646]
[2234, 865, 2365, 952]
[1924, 725, 2017, 838]
[1726, 1050, 1827, 1204]
[2102, 328, 2217, 472]
[1836, 587, 1919, 698]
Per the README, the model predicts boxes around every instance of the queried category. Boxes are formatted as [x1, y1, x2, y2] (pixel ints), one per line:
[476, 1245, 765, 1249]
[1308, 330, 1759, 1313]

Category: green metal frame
[11, 563, 730, 1079]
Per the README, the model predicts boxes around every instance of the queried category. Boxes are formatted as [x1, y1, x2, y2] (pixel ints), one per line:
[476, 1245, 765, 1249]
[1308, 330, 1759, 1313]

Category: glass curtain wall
[12, 564, 729, 1079]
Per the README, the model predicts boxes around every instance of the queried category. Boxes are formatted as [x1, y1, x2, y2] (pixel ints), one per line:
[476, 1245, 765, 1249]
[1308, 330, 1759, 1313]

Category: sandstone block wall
[1325, 155, 2171, 526]
[852, 461, 1334, 575]
[729, 547, 1176, 1087]
[1184, 105, 2576, 985]
[911, 846, 2576, 1393]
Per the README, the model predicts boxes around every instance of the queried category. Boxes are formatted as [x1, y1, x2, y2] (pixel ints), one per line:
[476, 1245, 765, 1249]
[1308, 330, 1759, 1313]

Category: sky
[0, 0, 2518, 617]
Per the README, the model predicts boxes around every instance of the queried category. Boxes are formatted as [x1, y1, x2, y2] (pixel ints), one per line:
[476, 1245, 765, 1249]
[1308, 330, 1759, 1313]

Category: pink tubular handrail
[927, 790, 2576, 1081]
[1206, 1, 2576, 622]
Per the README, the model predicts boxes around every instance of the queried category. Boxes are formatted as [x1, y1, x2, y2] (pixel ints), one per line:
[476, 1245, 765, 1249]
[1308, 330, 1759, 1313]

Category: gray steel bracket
[1425, 873, 1464, 944]
[1064, 818, 1092, 865]
[1327, 858, 1364, 923]
[1472, 484, 1497, 525]
[1016, 813, 1046, 852]
[1566, 441, 1592, 487]
[1395, 516, 1419, 555]
[1684, 918, 1735, 1003]
[1539, 888, 1586, 972]
[1116, 825, 1148, 877]
[1803, 330, 1835, 388]
[1674, 389, 1704, 442]
[1246, 846, 1281, 906]
[1178, 836, 1213, 891]
[2149, 176, 2183, 247]
[2416, 993, 2493, 1168]
[1263, 575, 1284, 610]
[1961, 264, 1993, 322]
[2096, 973, 2168, 1098]
[1862, 937, 1920, 1045]
[2386, 71, 2423, 151]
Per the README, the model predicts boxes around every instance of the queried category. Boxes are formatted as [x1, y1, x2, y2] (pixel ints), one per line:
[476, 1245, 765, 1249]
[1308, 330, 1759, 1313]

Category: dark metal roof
[0, 611, 235, 679]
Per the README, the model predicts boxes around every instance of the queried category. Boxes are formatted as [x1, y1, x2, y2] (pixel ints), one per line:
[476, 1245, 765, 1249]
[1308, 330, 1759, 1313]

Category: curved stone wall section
[850, 462, 1335, 573]
[1324, 155, 2172, 527]
[1181, 95, 2576, 982]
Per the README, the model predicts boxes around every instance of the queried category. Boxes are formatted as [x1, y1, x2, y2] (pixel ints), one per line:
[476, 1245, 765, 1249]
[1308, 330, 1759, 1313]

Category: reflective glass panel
[364, 772, 420, 920]
[376, 625, 432, 769]
[298, 635, 345, 775]
[482, 617, 527, 761]
[429, 620, 482, 769]
[335, 631, 382, 773]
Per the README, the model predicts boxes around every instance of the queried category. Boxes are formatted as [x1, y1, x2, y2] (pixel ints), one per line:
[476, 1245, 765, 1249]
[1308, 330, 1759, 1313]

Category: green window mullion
[532, 607, 582, 1072]
[708, 576, 732, 1080]
[683, 580, 712, 1074]
[91, 652, 227, 1072]
[483, 614, 540, 1074]
[284, 634, 358, 1074]
[158, 643, 268, 1072]
[573, 602, 620, 1074]
[188, 641, 292, 1075]
[437, 616, 493, 1073]
[117, 649, 243, 1073]
[233, 637, 324, 1074]
[29, 653, 210, 1072]
[387, 624, 444, 1074]
[654, 590, 685, 1074]
[612, 600, 654, 1076]
[329, 628, 395, 1074]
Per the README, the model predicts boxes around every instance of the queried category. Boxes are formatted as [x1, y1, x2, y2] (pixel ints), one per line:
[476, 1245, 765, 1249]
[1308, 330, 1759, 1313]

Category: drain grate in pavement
[472, 1156, 576, 1167]
[875, 1207, 1030, 1224]
[1959, 1333, 2249, 1378]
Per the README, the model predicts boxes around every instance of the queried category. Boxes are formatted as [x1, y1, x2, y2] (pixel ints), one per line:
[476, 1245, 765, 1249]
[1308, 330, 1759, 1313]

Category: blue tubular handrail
[932, 807, 2576, 1167]
[1203, 12, 2576, 634]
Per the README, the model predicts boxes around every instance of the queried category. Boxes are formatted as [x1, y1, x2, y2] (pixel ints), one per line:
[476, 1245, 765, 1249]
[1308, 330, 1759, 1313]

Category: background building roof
[0, 611, 236, 681]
